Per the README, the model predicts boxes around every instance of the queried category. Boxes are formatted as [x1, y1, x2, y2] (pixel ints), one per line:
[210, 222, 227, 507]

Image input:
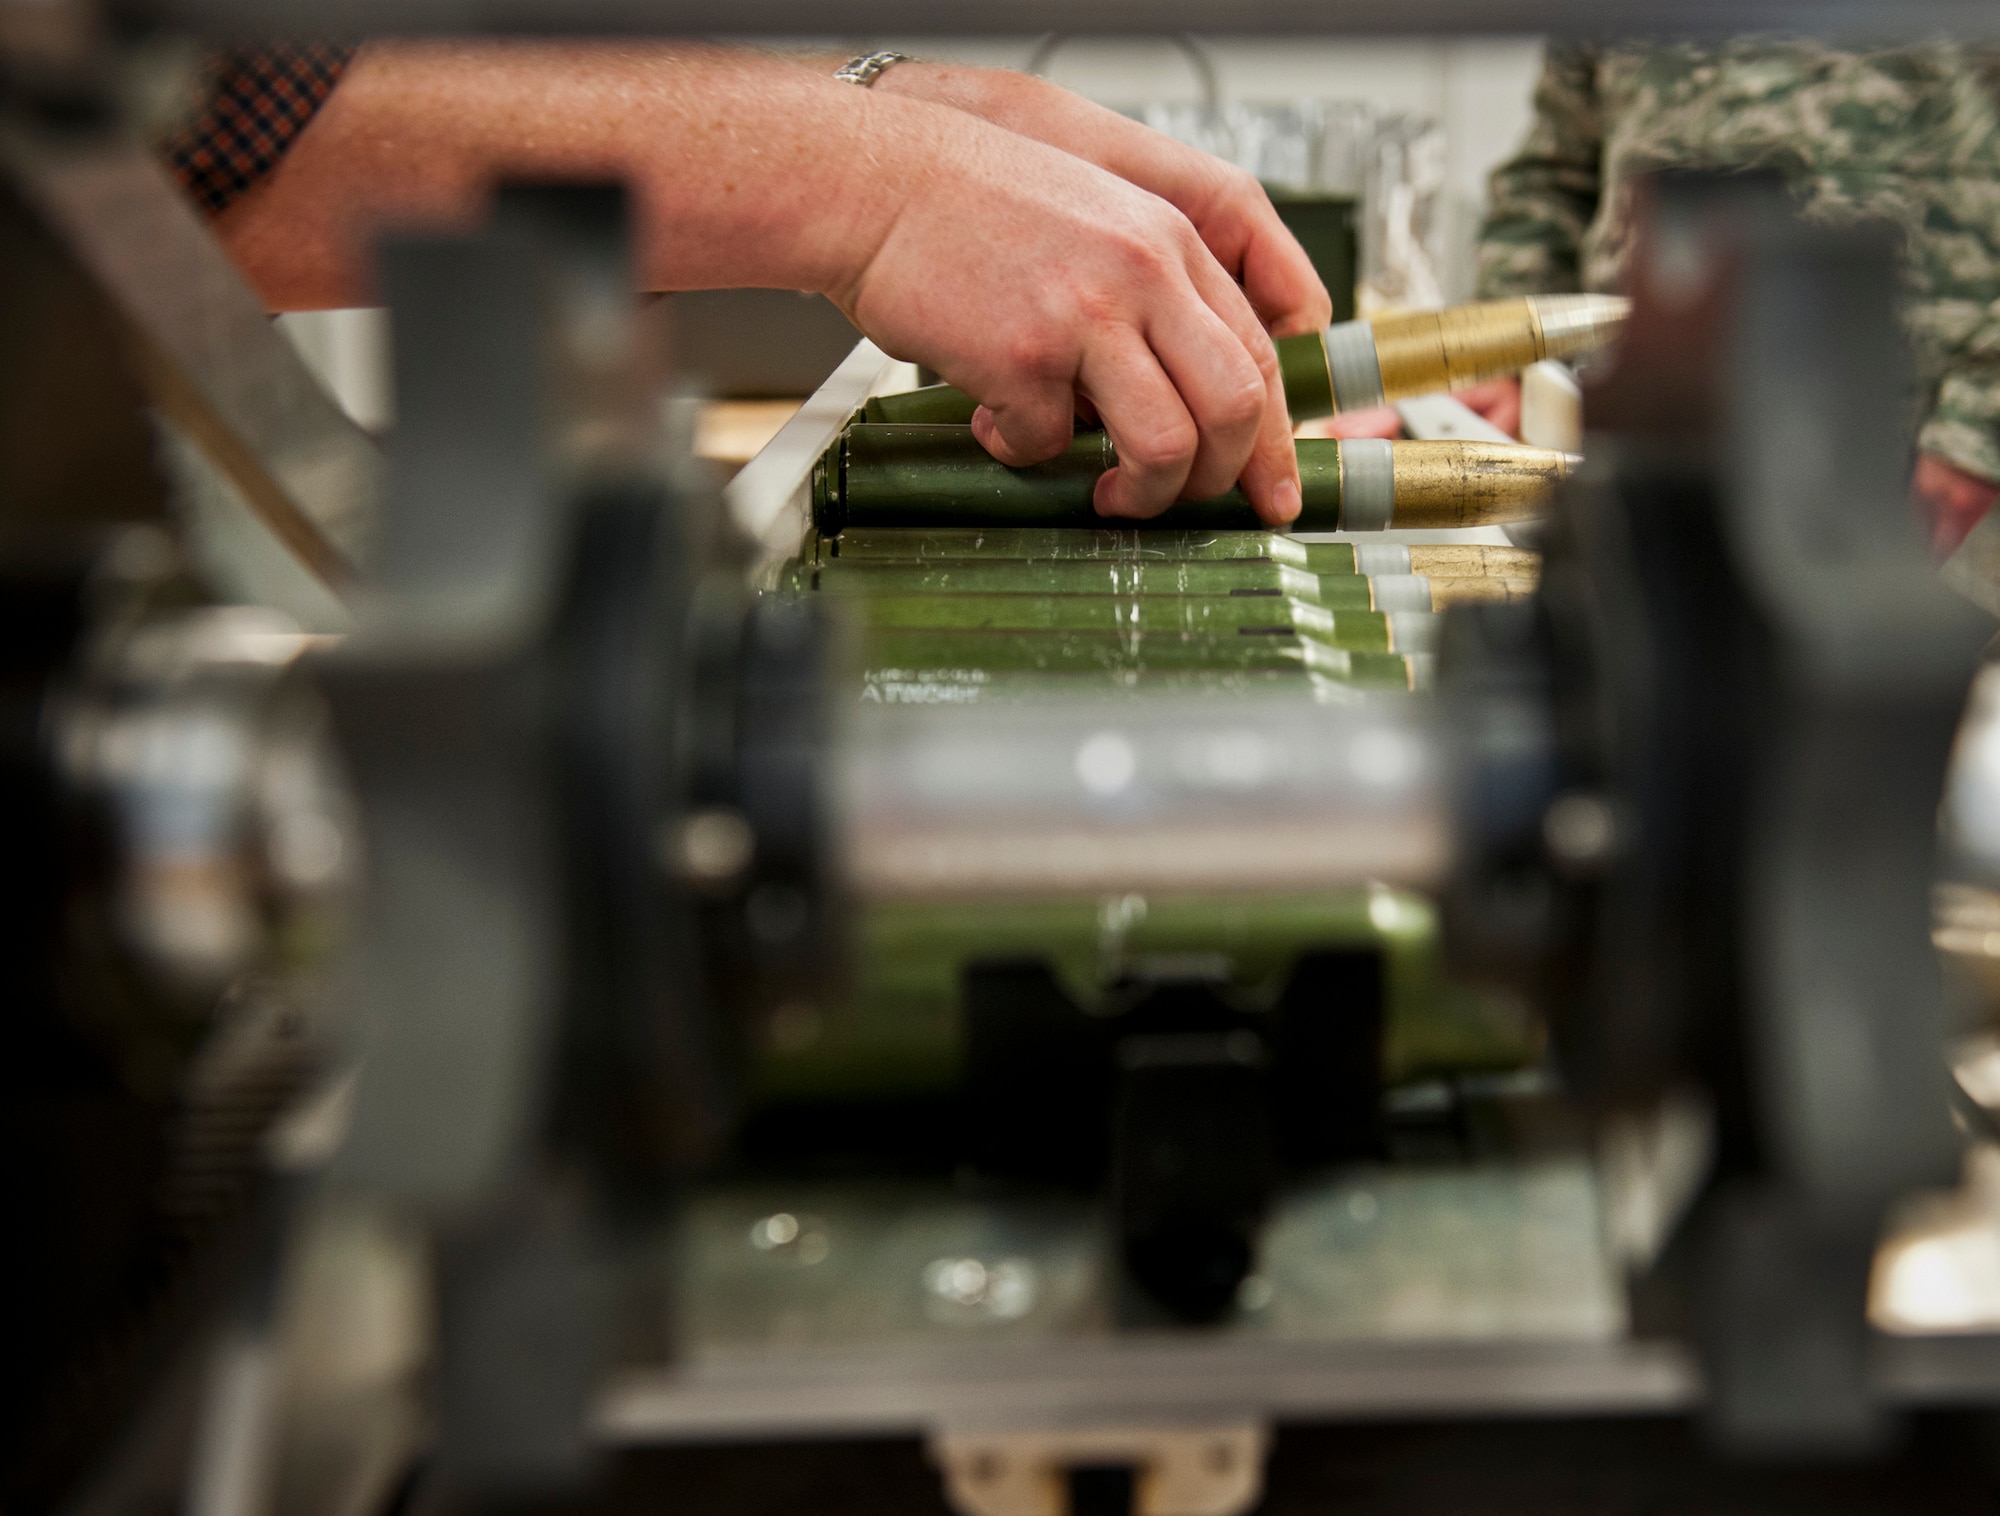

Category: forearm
[215, 41, 916, 310]
[214, 40, 1305, 521]
[878, 64, 1167, 195]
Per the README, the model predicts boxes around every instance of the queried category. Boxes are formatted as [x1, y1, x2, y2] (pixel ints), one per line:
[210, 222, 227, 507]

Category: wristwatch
[833, 50, 910, 87]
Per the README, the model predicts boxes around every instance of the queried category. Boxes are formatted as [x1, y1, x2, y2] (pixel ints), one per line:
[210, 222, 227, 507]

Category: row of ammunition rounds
[747, 525, 1543, 1104]
[787, 561, 1532, 613]
[857, 626, 1414, 677]
[788, 528, 1541, 702]
[860, 294, 1627, 428]
[816, 527, 1539, 580]
[812, 424, 1574, 533]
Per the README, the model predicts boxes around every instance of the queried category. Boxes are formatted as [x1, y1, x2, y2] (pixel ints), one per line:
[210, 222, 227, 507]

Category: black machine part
[962, 952, 1385, 1322]
[8, 160, 1996, 1508]
[1440, 173, 1989, 1450]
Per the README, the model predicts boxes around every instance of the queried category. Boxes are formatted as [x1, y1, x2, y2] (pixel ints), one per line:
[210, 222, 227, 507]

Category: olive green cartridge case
[843, 593, 1444, 658]
[1274, 293, 1630, 420]
[856, 665, 1366, 707]
[854, 620, 1408, 674]
[786, 555, 1324, 601]
[825, 580, 1513, 634]
[820, 536, 1536, 604]
[750, 889, 1541, 1104]
[816, 526, 1310, 566]
[814, 424, 1573, 533]
[861, 385, 981, 426]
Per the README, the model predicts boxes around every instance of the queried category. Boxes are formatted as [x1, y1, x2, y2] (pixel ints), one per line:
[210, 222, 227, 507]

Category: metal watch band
[833, 50, 910, 87]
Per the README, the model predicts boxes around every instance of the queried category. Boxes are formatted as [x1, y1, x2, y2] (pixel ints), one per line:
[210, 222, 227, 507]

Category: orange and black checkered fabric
[163, 43, 355, 215]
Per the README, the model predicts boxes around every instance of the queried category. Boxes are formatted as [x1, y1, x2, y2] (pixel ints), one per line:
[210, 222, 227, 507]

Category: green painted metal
[854, 665, 1348, 706]
[785, 556, 1325, 601]
[1275, 331, 1335, 422]
[855, 621, 1395, 673]
[1301, 542, 1360, 574]
[861, 384, 981, 426]
[842, 591, 1373, 634]
[741, 440, 1542, 1122]
[752, 889, 1539, 1102]
[817, 527, 1310, 566]
[814, 425, 1345, 532]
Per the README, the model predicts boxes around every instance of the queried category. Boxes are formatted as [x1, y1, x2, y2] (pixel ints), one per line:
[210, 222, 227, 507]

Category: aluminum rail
[594, 1333, 2000, 1445]
[836, 689, 1451, 901]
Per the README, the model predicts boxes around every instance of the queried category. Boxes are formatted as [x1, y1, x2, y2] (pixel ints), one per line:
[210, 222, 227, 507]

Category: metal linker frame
[588, 1164, 2000, 1450]
[597, 1332, 2000, 1446]
[600, 1334, 1704, 1445]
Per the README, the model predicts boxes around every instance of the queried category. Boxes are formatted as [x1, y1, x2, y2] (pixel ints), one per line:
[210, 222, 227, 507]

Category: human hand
[1453, 377, 1522, 438]
[1296, 406, 1402, 441]
[1914, 451, 2000, 557]
[1291, 374, 1523, 443]
[831, 95, 1300, 524]
[875, 64, 1331, 341]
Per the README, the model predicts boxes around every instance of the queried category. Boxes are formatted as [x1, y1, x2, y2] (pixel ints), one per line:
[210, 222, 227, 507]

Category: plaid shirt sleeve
[162, 44, 355, 216]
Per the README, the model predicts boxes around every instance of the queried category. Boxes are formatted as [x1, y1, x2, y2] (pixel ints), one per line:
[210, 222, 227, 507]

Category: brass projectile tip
[1526, 293, 1630, 366]
[1384, 440, 1575, 529]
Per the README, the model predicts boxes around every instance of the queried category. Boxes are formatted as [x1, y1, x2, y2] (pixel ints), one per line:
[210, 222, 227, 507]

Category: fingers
[1235, 210, 1333, 337]
[1142, 294, 1269, 501]
[1173, 233, 1302, 520]
[1188, 169, 1332, 337]
[1914, 451, 2000, 557]
[969, 383, 1081, 468]
[1233, 373, 1305, 525]
[1452, 378, 1521, 437]
[1078, 337, 1198, 520]
[1304, 406, 1403, 441]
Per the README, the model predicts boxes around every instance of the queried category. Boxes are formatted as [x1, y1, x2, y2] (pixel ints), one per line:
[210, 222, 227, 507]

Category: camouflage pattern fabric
[1477, 42, 2000, 484]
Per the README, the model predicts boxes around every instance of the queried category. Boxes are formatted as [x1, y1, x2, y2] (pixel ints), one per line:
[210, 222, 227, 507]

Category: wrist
[788, 87, 959, 307]
[872, 59, 1007, 115]
[609, 57, 917, 298]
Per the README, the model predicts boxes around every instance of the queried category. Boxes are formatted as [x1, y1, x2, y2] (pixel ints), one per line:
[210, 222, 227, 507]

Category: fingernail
[1272, 477, 1302, 524]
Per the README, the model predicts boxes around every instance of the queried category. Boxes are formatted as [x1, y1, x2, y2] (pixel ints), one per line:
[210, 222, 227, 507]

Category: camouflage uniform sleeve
[1921, 354, 2000, 485]
[1475, 46, 1603, 299]
[1913, 53, 2000, 486]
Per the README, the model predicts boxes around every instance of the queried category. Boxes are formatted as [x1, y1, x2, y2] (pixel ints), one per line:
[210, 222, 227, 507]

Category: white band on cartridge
[1387, 611, 1441, 656]
[1338, 437, 1395, 530]
[1323, 318, 1386, 412]
[1369, 574, 1432, 614]
[1353, 543, 1412, 577]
